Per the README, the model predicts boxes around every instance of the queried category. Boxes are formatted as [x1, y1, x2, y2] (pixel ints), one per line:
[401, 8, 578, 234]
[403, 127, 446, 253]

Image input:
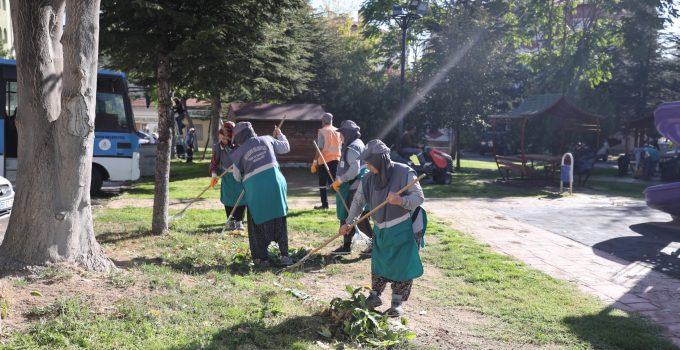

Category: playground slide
[644, 102, 680, 222]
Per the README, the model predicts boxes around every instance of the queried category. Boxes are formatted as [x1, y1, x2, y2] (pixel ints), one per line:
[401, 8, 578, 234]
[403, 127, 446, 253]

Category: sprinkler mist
[378, 30, 484, 139]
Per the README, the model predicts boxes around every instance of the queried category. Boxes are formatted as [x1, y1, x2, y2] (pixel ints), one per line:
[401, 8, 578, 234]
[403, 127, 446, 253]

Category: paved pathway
[424, 195, 680, 346]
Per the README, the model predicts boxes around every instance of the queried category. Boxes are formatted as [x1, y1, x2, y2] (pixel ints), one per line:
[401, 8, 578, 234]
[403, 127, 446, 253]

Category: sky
[309, 0, 362, 20]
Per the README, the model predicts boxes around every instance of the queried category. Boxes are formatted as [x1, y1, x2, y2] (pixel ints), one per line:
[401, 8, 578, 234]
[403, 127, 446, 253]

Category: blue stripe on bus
[0, 59, 125, 78]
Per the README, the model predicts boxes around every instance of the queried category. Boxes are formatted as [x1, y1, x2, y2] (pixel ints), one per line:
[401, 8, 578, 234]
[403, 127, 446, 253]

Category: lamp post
[392, 0, 428, 138]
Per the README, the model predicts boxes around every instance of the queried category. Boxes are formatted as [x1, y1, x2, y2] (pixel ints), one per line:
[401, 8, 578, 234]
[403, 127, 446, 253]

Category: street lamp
[392, 0, 428, 138]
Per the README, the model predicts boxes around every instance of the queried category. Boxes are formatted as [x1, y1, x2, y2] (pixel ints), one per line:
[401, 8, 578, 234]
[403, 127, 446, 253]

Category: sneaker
[234, 221, 245, 231]
[366, 292, 382, 309]
[360, 246, 372, 257]
[279, 256, 293, 266]
[314, 204, 329, 210]
[330, 245, 351, 255]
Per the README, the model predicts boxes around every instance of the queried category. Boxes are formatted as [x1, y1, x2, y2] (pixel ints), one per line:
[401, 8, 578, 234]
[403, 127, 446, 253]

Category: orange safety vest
[317, 126, 342, 163]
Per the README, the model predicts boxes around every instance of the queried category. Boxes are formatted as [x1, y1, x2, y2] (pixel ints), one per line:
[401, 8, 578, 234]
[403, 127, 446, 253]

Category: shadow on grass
[111, 256, 254, 276]
[111, 248, 368, 277]
[168, 316, 326, 350]
[124, 187, 155, 196]
[564, 307, 678, 350]
[97, 229, 154, 244]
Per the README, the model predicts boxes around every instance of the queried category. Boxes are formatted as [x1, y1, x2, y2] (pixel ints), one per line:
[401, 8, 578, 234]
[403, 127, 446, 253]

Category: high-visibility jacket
[317, 125, 342, 163]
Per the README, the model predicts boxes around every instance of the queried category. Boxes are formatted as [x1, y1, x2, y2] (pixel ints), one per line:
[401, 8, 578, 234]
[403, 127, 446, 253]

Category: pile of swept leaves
[319, 286, 415, 348]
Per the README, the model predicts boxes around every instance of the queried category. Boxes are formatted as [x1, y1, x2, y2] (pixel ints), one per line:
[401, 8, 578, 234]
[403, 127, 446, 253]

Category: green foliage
[100, 0, 308, 102]
[324, 286, 415, 347]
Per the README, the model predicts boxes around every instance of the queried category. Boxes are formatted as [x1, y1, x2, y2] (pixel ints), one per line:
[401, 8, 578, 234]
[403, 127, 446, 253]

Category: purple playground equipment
[644, 102, 680, 223]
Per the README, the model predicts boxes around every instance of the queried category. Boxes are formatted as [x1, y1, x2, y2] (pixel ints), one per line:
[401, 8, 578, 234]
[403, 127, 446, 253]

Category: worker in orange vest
[311, 113, 342, 210]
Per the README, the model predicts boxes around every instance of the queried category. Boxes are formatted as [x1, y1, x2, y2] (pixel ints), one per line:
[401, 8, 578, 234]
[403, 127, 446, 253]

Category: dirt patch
[294, 251, 549, 349]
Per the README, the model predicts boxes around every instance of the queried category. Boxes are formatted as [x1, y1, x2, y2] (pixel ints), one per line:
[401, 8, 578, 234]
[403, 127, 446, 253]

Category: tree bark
[151, 54, 173, 235]
[0, 0, 112, 270]
[455, 124, 461, 171]
[210, 88, 221, 147]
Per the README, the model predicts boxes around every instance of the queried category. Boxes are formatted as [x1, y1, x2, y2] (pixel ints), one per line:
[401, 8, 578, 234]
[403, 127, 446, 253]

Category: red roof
[228, 103, 325, 122]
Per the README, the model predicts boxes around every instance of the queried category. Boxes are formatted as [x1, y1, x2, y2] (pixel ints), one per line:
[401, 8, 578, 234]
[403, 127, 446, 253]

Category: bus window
[95, 92, 128, 132]
[5, 81, 17, 158]
[5, 81, 16, 117]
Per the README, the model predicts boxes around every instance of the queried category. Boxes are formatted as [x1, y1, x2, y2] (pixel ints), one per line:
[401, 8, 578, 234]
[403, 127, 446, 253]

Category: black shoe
[330, 245, 351, 255]
[314, 204, 329, 210]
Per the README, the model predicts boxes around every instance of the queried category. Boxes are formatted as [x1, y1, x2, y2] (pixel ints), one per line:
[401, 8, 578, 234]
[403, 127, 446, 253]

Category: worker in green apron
[330, 120, 373, 255]
[340, 139, 426, 317]
[209, 121, 247, 231]
[230, 122, 292, 267]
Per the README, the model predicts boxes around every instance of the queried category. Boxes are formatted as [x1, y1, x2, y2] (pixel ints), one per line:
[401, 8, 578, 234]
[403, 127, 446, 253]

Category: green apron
[371, 218, 423, 282]
[242, 167, 288, 225]
[220, 172, 246, 207]
[336, 167, 369, 221]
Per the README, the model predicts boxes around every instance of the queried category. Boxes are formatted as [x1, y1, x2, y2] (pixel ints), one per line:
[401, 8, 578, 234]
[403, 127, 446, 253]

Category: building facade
[0, 0, 13, 56]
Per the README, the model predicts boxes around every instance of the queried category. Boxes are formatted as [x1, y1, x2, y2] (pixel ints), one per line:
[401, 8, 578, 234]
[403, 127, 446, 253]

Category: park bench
[495, 155, 531, 180]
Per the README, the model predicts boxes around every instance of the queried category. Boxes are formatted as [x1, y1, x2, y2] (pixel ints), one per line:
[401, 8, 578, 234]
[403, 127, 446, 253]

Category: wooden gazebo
[488, 94, 603, 179]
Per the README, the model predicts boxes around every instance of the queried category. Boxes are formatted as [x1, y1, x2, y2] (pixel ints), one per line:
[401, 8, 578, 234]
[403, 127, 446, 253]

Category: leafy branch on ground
[320, 285, 415, 348]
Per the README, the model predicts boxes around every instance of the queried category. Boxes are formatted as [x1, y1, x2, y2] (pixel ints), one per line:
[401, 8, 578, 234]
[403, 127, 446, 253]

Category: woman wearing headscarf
[329, 120, 373, 255]
[229, 122, 292, 266]
[209, 121, 247, 231]
[339, 139, 425, 317]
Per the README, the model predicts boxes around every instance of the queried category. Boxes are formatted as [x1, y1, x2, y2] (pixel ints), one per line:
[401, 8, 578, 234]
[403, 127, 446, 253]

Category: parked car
[136, 130, 157, 145]
[0, 176, 14, 217]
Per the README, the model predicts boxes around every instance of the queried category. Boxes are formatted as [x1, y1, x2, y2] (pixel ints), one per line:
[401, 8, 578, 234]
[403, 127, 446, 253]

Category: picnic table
[495, 153, 561, 180]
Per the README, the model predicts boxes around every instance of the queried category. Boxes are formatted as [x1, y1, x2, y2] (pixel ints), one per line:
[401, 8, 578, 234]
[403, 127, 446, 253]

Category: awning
[489, 94, 603, 133]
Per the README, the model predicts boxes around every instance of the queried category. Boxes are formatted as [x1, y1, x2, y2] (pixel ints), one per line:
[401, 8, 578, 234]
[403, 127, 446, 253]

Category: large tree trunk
[210, 88, 221, 146]
[151, 55, 173, 235]
[0, 0, 112, 270]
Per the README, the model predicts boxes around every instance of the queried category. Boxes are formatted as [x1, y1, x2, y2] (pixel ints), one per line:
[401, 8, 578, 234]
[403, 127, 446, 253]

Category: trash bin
[617, 154, 630, 176]
[659, 158, 676, 181]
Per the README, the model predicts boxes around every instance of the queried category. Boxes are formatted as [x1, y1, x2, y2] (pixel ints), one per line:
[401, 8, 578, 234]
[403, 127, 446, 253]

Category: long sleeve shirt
[346, 171, 424, 224]
[232, 133, 290, 182]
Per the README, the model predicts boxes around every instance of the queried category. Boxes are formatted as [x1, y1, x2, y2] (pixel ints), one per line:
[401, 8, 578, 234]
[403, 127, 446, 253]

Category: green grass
[6, 207, 339, 350]
[123, 159, 317, 200]
[4, 158, 674, 349]
[5, 207, 674, 349]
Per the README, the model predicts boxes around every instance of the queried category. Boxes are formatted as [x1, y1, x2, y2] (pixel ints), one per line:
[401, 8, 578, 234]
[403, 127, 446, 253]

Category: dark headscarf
[359, 139, 393, 190]
[338, 120, 361, 160]
[233, 122, 256, 146]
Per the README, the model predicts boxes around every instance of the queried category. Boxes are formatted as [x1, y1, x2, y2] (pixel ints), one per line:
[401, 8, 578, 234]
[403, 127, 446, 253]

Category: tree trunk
[201, 116, 212, 160]
[0, 0, 112, 270]
[210, 88, 221, 146]
[455, 125, 461, 171]
[151, 55, 173, 235]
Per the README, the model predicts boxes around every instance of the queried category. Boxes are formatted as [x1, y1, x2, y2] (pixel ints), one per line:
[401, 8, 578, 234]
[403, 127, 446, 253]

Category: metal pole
[398, 18, 408, 138]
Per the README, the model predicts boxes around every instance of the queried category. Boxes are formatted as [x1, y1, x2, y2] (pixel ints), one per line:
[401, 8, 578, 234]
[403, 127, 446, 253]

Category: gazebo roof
[489, 94, 603, 132]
